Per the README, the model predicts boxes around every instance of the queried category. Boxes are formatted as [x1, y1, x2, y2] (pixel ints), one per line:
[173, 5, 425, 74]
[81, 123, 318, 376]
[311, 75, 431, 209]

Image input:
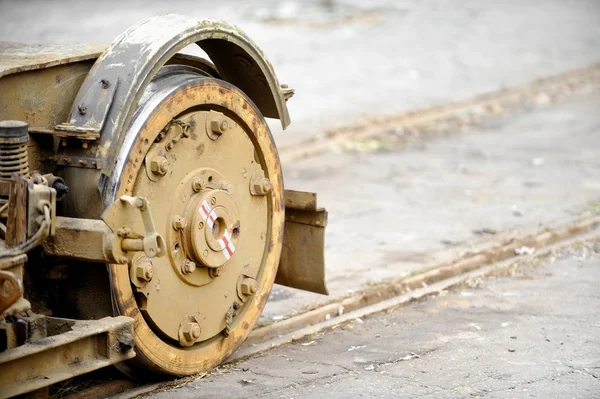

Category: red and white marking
[218, 230, 236, 260]
[198, 200, 236, 260]
[199, 200, 216, 228]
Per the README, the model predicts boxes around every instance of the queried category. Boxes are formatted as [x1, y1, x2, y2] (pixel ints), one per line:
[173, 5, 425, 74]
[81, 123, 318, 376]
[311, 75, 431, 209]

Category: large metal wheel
[103, 66, 284, 375]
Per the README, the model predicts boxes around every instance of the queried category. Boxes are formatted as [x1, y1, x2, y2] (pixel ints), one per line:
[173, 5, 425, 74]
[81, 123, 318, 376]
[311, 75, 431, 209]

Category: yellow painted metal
[276, 190, 329, 295]
[0, 316, 135, 399]
[107, 76, 284, 375]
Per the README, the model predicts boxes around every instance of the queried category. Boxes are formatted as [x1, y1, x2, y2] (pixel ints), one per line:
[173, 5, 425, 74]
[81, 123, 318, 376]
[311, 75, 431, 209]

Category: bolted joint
[209, 267, 222, 278]
[135, 262, 154, 282]
[210, 119, 228, 136]
[240, 277, 258, 296]
[150, 156, 169, 176]
[192, 178, 206, 193]
[251, 178, 271, 196]
[172, 215, 186, 231]
[181, 321, 201, 343]
[182, 259, 196, 274]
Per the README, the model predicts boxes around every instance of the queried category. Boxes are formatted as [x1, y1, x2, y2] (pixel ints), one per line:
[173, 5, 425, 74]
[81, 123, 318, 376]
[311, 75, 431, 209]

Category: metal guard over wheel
[103, 66, 284, 375]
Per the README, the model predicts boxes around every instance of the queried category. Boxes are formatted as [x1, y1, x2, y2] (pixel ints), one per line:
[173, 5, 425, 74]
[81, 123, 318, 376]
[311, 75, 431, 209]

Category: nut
[172, 216, 186, 230]
[182, 259, 196, 274]
[192, 178, 205, 192]
[150, 156, 169, 176]
[210, 119, 228, 136]
[251, 178, 271, 196]
[135, 261, 154, 282]
[209, 267, 222, 278]
[240, 277, 258, 296]
[181, 322, 201, 342]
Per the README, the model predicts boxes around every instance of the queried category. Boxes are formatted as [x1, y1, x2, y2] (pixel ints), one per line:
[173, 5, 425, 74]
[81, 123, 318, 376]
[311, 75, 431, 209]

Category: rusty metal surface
[0, 42, 104, 79]
[0, 61, 97, 140]
[0, 14, 324, 390]
[5, 175, 28, 247]
[276, 189, 328, 295]
[43, 217, 111, 263]
[283, 189, 318, 211]
[1, 176, 29, 317]
[276, 205, 329, 295]
[97, 70, 284, 375]
[0, 270, 22, 315]
[0, 316, 135, 399]
[58, 14, 290, 182]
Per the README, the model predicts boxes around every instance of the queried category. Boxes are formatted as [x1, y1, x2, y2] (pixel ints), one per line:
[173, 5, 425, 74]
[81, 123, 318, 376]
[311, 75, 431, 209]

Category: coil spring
[0, 142, 29, 179]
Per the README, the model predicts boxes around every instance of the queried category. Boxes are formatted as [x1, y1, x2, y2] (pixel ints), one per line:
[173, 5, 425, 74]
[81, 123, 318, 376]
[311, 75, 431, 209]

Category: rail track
[279, 63, 600, 162]
[65, 214, 599, 399]
[36, 63, 600, 398]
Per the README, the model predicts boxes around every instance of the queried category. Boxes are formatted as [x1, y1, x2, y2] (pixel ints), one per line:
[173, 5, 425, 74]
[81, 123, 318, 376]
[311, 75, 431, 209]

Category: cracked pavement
[147, 244, 600, 398]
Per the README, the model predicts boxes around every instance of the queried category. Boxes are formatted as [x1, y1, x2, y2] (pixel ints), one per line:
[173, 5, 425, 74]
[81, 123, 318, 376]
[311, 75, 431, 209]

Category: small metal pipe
[121, 238, 144, 252]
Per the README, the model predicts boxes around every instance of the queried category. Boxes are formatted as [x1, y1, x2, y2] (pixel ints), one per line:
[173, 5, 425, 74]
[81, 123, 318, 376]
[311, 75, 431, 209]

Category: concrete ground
[1, 0, 599, 147]
[3, 0, 600, 322]
[147, 241, 600, 399]
[262, 90, 600, 321]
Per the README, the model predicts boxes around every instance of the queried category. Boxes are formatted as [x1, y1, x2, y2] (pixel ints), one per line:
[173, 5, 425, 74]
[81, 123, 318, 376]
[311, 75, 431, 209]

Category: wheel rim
[104, 69, 284, 375]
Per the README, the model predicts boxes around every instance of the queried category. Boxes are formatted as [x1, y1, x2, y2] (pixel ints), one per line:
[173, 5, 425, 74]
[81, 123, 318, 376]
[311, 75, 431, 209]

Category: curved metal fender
[57, 14, 291, 171]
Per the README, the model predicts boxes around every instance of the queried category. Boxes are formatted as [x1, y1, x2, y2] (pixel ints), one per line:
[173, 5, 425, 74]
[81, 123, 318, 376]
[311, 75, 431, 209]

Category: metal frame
[56, 14, 291, 178]
[0, 316, 135, 398]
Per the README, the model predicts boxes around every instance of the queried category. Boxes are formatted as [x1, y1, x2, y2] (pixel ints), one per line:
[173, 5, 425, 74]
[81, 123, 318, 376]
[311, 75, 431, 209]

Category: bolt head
[209, 267, 222, 278]
[135, 262, 154, 282]
[182, 259, 196, 274]
[192, 178, 205, 193]
[172, 216, 186, 230]
[240, 278, 258, 295]
[210, 118, 228, 135]
[210, 197, 217, 205]
[182, 322, 201, 342]
[252, 178, 271, 196]
[261, 178, 272, 193]
[150, 156, 169, 176]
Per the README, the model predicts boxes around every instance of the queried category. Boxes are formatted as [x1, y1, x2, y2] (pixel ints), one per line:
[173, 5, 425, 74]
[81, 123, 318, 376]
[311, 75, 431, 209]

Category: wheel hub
[183, 180, 240, 269]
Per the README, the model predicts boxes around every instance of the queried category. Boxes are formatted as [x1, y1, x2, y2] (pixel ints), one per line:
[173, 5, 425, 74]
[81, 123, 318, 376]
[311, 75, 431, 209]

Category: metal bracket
[44, 197, 166, 264]
[59, 14, 290, 179]
[276, 190, 329, 295]
[0, 316, 135, 398]
[118, 196, 166, 258]
[53, 154, 107, 169]
[55, 77, 119, 133]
